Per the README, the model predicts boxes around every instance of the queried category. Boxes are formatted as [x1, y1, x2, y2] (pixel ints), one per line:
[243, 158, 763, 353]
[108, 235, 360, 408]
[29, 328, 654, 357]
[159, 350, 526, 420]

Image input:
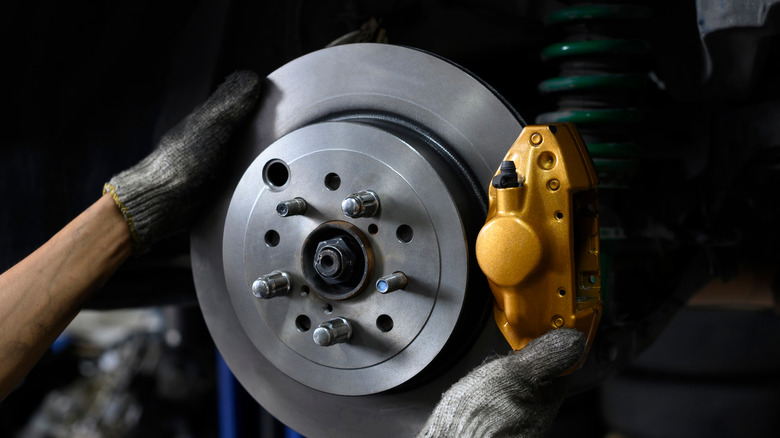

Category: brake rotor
[191, 44, 525, 437]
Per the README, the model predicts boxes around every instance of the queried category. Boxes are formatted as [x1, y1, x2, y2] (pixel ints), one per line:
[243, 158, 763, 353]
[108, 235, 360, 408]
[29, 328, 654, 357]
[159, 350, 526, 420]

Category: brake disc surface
[191, 44, 524, 437]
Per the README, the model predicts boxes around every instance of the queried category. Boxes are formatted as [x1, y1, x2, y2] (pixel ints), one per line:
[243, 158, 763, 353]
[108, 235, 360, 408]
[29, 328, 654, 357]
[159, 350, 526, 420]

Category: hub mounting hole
[376, 314, 394, 332]
[396, 224, 413, 243]
[264, 159, 290, 189]
[295, 315, 311, 332]
[265, 230, 280, 247]
[325, 173, 341, 191]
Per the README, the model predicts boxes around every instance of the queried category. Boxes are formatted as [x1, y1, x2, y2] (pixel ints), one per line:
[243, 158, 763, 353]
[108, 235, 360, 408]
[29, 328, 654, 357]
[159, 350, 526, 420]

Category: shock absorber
[536, 2, 653, 313]
[537, 3, 652, 189]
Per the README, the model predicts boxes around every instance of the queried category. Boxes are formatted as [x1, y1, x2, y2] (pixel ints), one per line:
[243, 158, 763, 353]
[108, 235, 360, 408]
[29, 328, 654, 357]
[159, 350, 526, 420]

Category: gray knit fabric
[417, 329, 585, 438]
[104, 71, 260, 253]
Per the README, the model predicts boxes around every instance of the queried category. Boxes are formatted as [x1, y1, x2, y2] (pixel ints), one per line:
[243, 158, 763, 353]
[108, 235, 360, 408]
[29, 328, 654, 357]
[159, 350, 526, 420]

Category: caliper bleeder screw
[251, 271, 292, 299]
[376, 272, 408, 293]
[313, 317, 353, 346]
[341, 190, 380, 218]
[276, 197, 307, 217]
[491, 160, 523, 189]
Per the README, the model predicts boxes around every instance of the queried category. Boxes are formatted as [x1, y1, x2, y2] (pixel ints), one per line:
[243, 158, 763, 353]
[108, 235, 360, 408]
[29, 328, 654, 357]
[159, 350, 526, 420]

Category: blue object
[217, 350, 307, 437]
[51, 333, 72, 355]
[216, 352, 238, 438]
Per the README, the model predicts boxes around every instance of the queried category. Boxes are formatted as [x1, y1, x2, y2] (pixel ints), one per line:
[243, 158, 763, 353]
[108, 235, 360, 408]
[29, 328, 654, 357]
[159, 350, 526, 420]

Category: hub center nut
[301, 221, 374, 301]
[314, 238, 357, 284]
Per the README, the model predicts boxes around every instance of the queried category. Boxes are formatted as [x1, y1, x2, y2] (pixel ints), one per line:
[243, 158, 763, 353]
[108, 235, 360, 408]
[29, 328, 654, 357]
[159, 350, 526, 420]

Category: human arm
[0, 194, 132, 400]
[0, 71, 260, 401]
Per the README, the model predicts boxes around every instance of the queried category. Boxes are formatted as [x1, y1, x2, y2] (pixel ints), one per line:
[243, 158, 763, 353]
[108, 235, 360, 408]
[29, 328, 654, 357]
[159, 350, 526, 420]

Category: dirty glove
[104, 71, 261, 253]
[417, 328, 585, 438]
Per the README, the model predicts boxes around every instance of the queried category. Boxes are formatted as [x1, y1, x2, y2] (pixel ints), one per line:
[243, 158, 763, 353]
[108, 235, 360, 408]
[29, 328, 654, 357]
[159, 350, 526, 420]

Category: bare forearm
[0, 194, 132, 400]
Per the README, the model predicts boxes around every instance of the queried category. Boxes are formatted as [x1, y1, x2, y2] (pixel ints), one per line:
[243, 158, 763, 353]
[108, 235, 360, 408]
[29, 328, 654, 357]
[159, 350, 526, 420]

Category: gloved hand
[104, 71, 261, 253]
[417, 328, 585, 438]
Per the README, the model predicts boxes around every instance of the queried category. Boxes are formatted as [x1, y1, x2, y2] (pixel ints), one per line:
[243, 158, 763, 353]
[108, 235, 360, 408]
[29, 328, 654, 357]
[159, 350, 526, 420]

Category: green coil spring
[537, 3, 652, 189]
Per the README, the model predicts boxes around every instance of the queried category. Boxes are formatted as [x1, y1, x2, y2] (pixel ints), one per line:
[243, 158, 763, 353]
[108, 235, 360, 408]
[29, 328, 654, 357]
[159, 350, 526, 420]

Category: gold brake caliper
[476, 123, 602, 366]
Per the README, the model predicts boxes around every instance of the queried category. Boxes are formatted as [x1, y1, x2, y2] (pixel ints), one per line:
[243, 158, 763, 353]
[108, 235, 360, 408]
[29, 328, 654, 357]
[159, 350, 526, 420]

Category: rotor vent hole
[265, 230, 280, 247]
[323, 303, 333, 314]
[396, 224, 413, 243]
[558, 289, 566, 297]
[555, 211, 564, 220]
[295, 315, 311, 332]
[263, 159, 290, 190]
[300, 285, 310, 297]
[368, 224, 378, 235]
[376, 314, 394, 332]
[324, 173, 341, 191]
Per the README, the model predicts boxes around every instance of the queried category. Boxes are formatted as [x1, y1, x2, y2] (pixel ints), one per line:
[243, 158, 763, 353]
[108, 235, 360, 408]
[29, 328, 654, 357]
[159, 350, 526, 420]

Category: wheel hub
[222, 121, 472, 394]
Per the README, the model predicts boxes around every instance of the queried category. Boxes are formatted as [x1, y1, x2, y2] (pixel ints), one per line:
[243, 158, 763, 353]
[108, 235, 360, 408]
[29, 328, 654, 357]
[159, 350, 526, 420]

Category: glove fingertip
[515, 328, 586, 381]
[221, 70, 262, 101]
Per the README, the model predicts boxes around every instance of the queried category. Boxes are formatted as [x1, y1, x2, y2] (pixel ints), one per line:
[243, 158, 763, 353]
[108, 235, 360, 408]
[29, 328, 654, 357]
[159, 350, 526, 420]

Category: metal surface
[222, 122, 472, 394]
[313, 317, 353, 347]
[276, 198, 307, 217]
[251, 271, 292, 299]
[376, 272, 408, 294]
[476, 123, 601, 368]
[341, 190, 380, 218]
[302, 221, 374, 301]
[191, 43, 525, 437]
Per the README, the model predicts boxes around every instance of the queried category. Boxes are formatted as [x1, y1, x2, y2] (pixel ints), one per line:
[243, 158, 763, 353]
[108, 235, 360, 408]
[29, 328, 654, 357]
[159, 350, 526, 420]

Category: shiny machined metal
[276, 197, 307, 217]
[302, 222, 373, 300]
[251, 271, 291, 299]
[313, 317, 353, 346]
[341, 190, 380, 218]
[315, 246, 344, 278]
[313, 238, 355, 282]
[191, 44, 524, 438]
[376, 272, 408, 293]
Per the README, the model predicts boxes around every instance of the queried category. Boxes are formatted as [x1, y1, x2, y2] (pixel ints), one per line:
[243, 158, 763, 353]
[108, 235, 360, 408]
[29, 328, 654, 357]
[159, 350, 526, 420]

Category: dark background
[2, 1, 780, 437]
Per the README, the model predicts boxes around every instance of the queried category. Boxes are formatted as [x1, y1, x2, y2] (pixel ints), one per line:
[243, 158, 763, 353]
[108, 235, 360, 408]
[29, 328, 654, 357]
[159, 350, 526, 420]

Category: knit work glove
[417, 328, 585, 438]
[104, 71, 261, 253]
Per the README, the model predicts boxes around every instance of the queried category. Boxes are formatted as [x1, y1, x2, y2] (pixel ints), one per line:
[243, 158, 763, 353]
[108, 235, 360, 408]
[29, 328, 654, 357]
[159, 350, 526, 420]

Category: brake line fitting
[476, 123, 602, 367]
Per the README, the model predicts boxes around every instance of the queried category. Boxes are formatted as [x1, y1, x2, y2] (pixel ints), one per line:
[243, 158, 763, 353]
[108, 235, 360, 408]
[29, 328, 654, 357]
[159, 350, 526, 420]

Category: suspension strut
[537, 2, 653, 311]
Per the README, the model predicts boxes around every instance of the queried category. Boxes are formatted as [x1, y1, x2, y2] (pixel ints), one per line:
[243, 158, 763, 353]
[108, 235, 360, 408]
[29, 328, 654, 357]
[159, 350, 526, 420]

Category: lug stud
[313, 317, 353, 346]
[342, 190, 380, 218]
[251, 271, 291, 299]
[276, 197, 307, 217]
[376, 272, 408, 293]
